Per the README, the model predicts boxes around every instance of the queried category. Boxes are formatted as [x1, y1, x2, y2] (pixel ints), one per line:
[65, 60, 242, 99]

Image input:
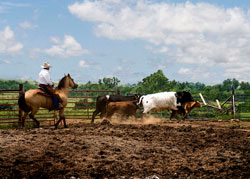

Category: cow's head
[176, 91, 194, 103]
[193, 101, 202, 108]
[186, 101, 202, 109]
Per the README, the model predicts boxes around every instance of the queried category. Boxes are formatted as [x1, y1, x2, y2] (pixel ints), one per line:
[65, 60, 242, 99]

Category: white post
[216, 99, 221, 109]
[199, 93, 207, 105]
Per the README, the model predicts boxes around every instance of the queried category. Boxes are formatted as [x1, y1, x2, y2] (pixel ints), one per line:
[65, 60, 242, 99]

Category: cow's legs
[182, 113, 188, 120]
[141, 111, 151, 119]
[100, 109, 106, 119]
[91, 110, 99, 124]
[171, 106, 178, 111]
[170, 110, 178, 120]
[143, 107, 152, 114]
[92, 107, 106, 124]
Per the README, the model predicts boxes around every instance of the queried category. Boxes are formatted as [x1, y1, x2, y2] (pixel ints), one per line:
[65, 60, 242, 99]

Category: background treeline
[1, 70, 250, 101]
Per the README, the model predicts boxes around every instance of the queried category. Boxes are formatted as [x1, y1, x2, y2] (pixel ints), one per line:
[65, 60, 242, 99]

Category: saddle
[36, 88, 53, 97]
[36, 88, 62, 110]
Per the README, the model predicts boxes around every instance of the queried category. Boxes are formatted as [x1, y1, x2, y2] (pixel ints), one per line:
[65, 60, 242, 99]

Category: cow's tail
[137, 96, 144, 106]
[18, 93, 31, 112]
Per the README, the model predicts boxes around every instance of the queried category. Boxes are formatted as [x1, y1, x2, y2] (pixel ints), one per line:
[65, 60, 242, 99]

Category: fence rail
[0, 84, 117, 126]
[0, 85, 250, 126]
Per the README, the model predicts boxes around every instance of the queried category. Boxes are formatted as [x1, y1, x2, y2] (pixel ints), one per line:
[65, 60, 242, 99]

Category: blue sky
[1, 0, 250, 85]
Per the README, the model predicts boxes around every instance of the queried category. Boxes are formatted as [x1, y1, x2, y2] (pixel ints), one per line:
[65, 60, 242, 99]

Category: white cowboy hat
[41, 62, 51, 68]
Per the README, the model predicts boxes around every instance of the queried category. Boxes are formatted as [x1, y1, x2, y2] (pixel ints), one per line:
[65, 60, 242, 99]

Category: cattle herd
[91, 91, 201, 123]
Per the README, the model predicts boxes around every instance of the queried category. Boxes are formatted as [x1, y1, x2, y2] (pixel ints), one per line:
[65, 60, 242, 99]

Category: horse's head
[67, 74, 78, 89]
[57, 74, 78, 90]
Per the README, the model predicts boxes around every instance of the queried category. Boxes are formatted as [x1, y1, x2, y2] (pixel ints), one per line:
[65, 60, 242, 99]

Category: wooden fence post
[86, 91, 89, 119]
[232, 84, 236, 119]
[18, 84, 23, 125]
[117, 87, 120, 95]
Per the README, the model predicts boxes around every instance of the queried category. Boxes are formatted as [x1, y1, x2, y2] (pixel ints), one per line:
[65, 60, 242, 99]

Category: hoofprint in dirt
[0, 119, 249, 179]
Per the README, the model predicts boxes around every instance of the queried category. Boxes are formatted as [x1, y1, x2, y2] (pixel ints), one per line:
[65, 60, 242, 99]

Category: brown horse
[18, 74, 78, 129]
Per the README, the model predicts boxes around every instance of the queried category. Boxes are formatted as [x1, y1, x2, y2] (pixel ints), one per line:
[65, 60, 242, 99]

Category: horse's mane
[56, 76, 67, 90]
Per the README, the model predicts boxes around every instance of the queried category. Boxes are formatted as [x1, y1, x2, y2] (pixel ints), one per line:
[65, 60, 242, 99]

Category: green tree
[136, 70, 170, 94]
[98, 77, 120, 89]
[239, 81, 250, 90]
[222, 79, 239, 92]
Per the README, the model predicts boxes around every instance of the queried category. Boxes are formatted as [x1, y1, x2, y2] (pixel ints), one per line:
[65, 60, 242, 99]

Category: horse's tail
[18, 93, 31, 112]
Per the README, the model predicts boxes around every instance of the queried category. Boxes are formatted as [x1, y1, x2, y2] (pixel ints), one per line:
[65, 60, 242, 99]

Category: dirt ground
[0, 117, 249, 179]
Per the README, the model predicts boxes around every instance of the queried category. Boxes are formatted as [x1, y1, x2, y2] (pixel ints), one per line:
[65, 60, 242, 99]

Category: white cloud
[0, 26, 23, 55]
[78, 60, 90, 68]
[111, 65, 143, 84]
[20, 75, 31, 81]
[45, 35, 89, 58]
[50, 37, 61, 44]
[19, 21, 38, 29]
[29, 48, 42, 59]
[0, 2, 29, 13]
[177, 68, 192, 75]
[113, 66, 122, 72]
[177, 67, 216, 82]
[69, 0, 250, 82]
[0, 59, 11, 64]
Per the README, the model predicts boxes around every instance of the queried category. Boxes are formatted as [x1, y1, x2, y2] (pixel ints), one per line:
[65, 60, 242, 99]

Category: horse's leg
[20, 112, 29, 128]
[62, 116, 67, 128]
[54, 117, 62, 129]
[55, 109, 66, 129]
[29, 108, 40, 128]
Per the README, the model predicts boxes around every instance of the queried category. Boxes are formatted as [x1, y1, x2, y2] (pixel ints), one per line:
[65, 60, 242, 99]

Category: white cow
[137, 92, 179, 114]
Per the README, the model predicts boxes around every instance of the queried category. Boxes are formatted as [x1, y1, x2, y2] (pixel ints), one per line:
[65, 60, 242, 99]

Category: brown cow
[170, 101, 202, 120]
[104, 101, 139, 119]
[91, 94, 141, 123]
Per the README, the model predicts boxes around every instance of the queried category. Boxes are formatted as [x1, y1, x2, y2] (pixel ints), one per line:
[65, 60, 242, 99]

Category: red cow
[105, 101, 139, 119]
[170, 101, 202, 120]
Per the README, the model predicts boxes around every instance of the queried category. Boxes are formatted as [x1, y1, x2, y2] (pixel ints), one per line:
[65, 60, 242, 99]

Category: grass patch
[0, 122, 19, 129]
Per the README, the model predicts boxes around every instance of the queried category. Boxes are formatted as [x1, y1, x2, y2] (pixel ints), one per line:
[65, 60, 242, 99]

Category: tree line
[1, 70, 250, 101]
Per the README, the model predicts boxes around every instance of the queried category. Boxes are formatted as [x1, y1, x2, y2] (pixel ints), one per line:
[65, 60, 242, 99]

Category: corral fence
[0, 84, 117, 126]
[0, 85, 250, 127]
[180, 95, 250, 121]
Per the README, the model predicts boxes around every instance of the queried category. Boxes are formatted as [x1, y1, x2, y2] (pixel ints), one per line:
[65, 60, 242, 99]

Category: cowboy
[38, 62, 63, 109]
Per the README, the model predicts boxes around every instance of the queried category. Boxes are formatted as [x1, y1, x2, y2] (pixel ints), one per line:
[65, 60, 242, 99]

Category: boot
[56, 94, 64, 110]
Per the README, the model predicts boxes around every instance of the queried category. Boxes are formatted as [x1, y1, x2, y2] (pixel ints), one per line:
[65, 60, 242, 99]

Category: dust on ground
[0, 118, 249, 178]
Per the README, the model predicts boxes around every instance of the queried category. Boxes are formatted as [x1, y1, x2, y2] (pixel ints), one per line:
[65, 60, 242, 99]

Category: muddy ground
[0, 118, 249, 179]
